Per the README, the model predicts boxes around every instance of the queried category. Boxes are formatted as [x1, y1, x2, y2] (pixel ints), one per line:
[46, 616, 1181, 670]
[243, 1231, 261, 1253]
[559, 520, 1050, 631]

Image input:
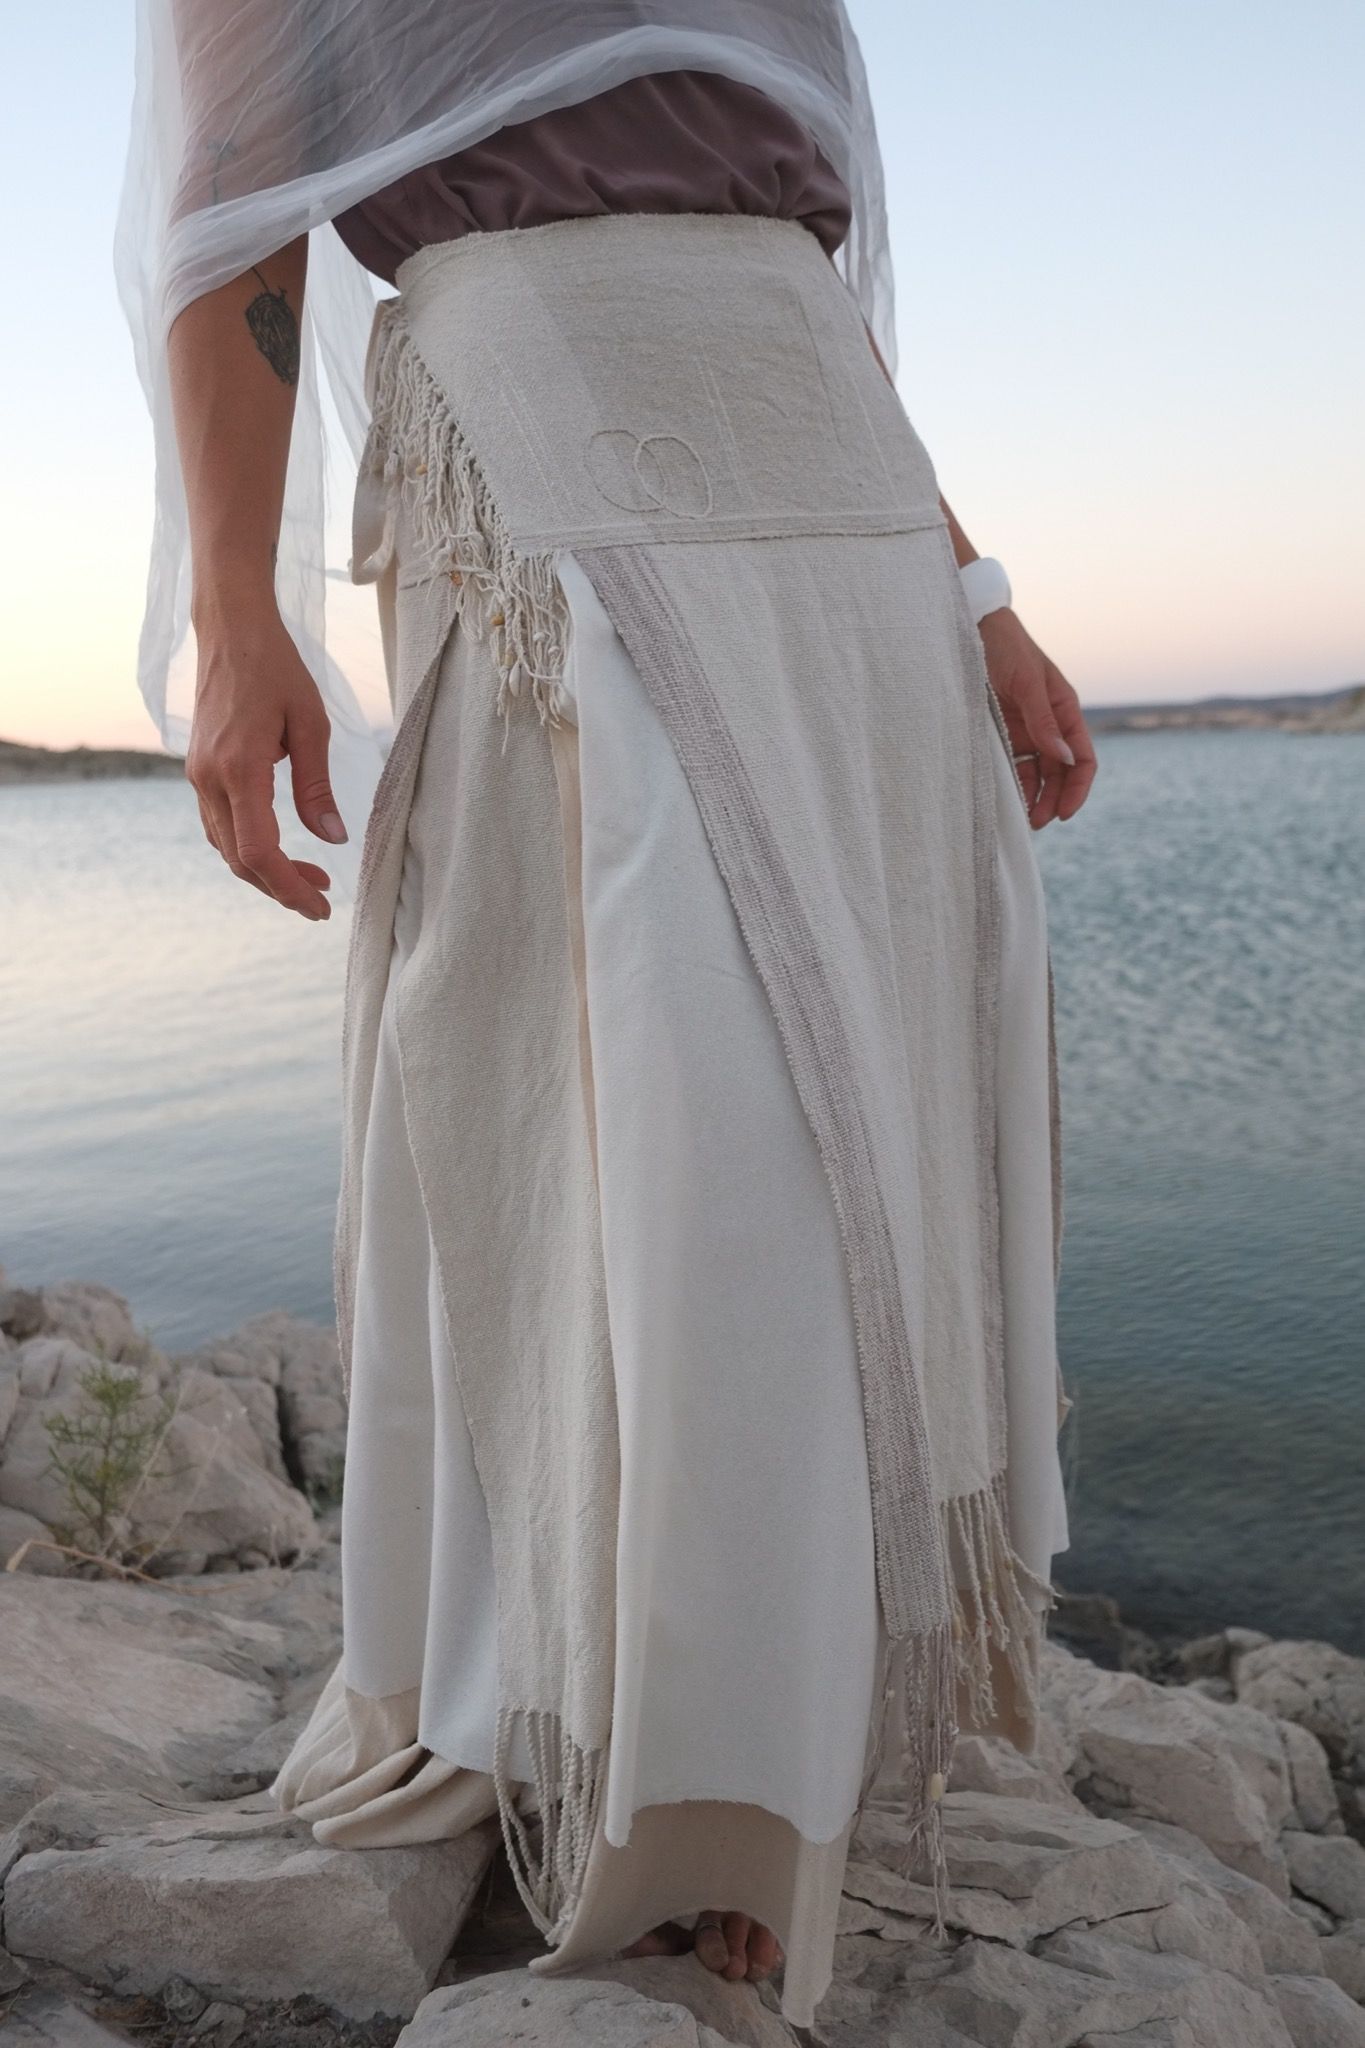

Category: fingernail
[1057, 741, 1076, 767]
[320, 811, 348, 843]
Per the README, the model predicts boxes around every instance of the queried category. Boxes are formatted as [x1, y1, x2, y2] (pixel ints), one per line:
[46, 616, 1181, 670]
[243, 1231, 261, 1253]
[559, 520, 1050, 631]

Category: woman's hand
[187, 594, 343, 919]
[977, 607, 1097, 828]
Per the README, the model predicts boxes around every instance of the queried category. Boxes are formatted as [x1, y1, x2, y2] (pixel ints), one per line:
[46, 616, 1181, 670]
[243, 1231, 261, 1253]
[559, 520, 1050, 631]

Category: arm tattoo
[245, 265, 300, 387]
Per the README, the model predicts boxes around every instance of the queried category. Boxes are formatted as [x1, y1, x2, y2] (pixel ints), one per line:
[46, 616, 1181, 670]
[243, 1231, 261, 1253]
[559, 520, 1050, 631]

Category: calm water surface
[2, 732, 1362, 1647]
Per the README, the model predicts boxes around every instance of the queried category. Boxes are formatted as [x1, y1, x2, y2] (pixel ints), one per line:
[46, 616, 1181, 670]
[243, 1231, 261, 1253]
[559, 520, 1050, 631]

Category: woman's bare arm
[167, 238, 343, 918]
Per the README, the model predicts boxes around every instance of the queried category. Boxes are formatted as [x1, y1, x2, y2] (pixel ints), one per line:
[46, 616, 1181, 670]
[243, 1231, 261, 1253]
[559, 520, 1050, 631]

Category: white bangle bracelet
[958, 555, 1012, 625]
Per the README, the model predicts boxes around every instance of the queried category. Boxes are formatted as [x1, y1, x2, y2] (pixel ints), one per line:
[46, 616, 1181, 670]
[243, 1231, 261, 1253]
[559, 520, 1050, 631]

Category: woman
[118, 2, 1094, 2026]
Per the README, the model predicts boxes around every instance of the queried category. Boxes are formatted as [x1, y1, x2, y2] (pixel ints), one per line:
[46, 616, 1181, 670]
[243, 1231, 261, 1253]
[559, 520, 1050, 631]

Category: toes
[694, 1916, 730, 1974]
[722, 1912, 750, 1980]
[693, 1912, 782, 1984]
[746, 1923, 783, 1980]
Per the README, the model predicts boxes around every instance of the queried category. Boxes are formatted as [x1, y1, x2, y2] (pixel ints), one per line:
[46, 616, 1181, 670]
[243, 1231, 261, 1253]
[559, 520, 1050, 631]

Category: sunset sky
[1, 0, 1361, 749]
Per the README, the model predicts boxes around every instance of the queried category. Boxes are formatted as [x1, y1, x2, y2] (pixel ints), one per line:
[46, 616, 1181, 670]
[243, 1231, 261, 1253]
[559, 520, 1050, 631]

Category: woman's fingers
[187, 615, 341, 911]
[222, 756, 331, 919]
[1021, 667, 1097, 830]
[979, 611, 1098, 830]
[287, 699, 348, 846]
[1050, 669, 1098, 822]
[197, 785, 271, 899]
[194, 764, 332, 914]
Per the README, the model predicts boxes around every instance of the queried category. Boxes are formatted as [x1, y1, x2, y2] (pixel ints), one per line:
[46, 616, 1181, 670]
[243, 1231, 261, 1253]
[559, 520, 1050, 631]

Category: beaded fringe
[862, 1470, 1056, 1940]
[361, 304, 571, 740]
[489, 1475, 1051, 1948]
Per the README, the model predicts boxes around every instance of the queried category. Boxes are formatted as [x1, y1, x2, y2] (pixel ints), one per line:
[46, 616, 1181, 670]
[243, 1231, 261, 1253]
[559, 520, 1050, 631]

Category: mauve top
[332, 69, 852, 285]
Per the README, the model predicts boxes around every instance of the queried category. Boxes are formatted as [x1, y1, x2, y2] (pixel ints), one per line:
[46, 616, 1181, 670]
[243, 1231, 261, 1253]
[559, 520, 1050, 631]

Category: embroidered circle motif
[587, 430, 713, 519]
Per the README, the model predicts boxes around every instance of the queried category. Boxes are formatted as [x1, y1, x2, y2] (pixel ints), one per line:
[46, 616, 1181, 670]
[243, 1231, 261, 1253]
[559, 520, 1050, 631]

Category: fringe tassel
[859, 1472, 1056, 1944]
[492, 1706, 607, 1945]
[362, 305, 571, 741]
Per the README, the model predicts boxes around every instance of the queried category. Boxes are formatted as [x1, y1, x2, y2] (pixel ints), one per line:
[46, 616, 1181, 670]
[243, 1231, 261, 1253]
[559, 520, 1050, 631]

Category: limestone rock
[1096, 1881, 1268, 1980]
[0, 1574, 287, 1823]
[31, 1280, 152, 1365]
[1271, 1971, 1365, 2047]
[822, 1925, 1296, 2047]
[207, 1373, 289, 1483]
[12, 1334, 92, 1399]
[4, 1811, 497, 2021]
[0, 1982, 144, 2046]
[1283, 1717, 1347, 1834]
[851, 1793, 1178, 1947]
[581, 1958, 798, 2046]
[1186, 1675, 1236, 1702]
[1320, 1922, 1365, 2003]
[1286, 1833, 1365, 1922]
[176, 1316, 290, 1388]
[1038, 1927, 1296, 2042]
[0, 1360, 20, 1444]
[1126, 1817, 1322, 1974]
[195, 1707, 314, 1800]
[1179, 1631, 1241, 1682]
[947, 1729, 1085, 1809]
[1237, 1643, 1365, 1784]
[398, 1975, 740, 2047]
[1042, 1643, 1294, 1892]
[180, 1311, 348, 1503]
[0, 1285, 46, 1343]
[0, 1504, 63, 1574]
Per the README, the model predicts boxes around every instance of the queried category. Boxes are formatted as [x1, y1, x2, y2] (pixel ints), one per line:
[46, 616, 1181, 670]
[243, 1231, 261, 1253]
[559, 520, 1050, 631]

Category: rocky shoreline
[3, 1270, 1365, 2047]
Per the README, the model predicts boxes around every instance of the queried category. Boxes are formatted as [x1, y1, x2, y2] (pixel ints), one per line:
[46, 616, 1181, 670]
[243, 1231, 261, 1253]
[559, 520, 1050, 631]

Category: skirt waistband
[364, 212, 943, 564]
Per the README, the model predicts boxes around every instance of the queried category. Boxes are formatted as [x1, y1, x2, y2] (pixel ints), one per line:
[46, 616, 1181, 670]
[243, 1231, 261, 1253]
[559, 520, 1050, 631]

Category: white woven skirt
[273, 546, 1068, 2024]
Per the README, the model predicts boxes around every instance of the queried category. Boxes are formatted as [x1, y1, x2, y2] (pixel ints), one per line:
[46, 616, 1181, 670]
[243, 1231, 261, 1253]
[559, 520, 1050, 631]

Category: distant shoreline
[3, 681, 1362, 784]
[0, 739, 184, 786]
[1085, 682, 1365, 736]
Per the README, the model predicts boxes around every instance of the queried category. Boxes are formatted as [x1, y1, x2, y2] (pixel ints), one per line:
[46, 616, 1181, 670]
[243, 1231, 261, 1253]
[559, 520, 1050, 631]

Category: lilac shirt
[332, 70, 852, 284]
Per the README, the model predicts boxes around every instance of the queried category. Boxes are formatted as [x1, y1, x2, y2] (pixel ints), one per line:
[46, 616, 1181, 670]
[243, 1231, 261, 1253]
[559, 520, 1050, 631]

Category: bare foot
[693, 1911, 783, 1983]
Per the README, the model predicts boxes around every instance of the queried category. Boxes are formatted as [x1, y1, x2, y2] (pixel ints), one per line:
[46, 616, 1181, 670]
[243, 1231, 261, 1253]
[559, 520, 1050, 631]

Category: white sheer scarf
[114, 2, 895, 892]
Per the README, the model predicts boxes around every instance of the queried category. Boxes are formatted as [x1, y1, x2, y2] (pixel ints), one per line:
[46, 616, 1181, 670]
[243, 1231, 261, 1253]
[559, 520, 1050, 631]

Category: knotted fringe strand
[362, 305, 571, 741]
[859, 1470, 1056, 1942]
[492, 1707, 607, 1945]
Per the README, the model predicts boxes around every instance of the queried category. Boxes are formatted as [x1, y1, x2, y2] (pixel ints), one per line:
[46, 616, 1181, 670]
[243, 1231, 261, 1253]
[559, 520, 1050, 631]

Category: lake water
[2, 732, 1362, 1649]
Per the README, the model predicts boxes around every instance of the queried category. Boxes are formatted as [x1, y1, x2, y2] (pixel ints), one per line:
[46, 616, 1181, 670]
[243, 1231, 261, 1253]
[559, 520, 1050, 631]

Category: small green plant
[43, 1359, 177, 1560]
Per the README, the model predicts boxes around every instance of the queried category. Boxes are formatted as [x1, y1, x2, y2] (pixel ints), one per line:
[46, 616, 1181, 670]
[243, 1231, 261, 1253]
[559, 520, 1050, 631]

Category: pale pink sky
[1, 0, 1361, 750]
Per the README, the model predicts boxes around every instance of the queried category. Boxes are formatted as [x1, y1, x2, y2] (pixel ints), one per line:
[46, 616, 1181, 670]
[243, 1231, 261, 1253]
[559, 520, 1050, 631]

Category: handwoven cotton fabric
[305, 214, 1068, 1964]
